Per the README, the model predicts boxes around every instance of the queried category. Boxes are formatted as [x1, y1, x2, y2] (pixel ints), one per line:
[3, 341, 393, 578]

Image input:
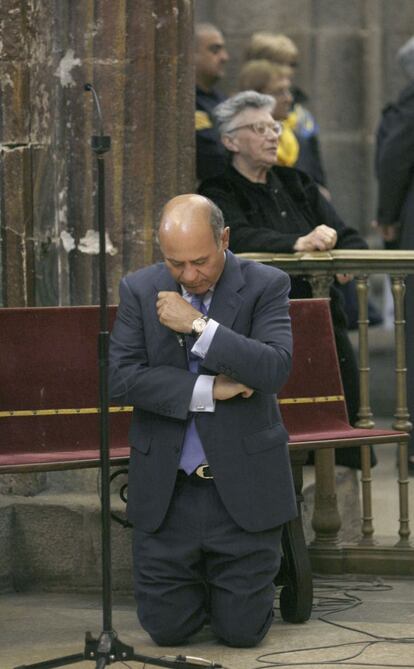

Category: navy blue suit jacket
[109, 251, 297, 532]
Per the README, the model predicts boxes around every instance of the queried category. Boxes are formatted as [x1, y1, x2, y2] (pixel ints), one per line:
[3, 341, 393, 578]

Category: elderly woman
[199, 90, 374, 469]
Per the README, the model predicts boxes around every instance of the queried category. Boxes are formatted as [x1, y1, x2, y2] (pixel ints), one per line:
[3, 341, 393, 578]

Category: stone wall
[195, 0, 414, 234]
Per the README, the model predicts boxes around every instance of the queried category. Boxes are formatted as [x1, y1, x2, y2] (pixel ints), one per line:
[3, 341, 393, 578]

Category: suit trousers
[132, 474, 283, 648]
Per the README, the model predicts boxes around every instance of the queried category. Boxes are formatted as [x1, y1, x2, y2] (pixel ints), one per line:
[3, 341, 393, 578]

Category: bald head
[158, 194, 229, 294]
[159, 194, 224, 244]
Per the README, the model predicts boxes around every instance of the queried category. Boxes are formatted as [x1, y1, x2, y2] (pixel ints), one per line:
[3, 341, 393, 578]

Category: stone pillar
[1, 0, 194, 308]
[0, 0, 194, 495]
[0, 0, 35, 307]
[0, 1, 42, 495]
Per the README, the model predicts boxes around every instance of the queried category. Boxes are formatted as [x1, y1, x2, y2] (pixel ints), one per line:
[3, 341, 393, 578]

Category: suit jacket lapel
[208, 251, 245, 329]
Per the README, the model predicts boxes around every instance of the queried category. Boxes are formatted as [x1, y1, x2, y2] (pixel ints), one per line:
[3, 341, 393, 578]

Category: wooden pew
[0, 306, 130, 471]
[280, 299, 407, 452]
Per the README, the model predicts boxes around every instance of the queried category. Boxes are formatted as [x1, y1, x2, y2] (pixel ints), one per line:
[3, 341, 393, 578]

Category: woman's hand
[293, 224, 337, 252]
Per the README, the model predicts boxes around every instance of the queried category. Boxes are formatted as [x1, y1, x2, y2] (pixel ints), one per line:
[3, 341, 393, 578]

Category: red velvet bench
[0, 306, 130, 472]
[281, 299, 408, 452]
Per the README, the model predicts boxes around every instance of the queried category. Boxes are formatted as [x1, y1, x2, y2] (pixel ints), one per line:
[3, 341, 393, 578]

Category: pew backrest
[0, 306, 130, 471]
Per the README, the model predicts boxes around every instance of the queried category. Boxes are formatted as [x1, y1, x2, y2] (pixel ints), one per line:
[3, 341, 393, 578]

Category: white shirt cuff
[191, 318, 219, 359]
[189, 375, 216, 412]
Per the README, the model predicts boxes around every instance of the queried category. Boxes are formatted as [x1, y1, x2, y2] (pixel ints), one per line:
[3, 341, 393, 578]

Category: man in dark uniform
[376, 35, 414, 472]
[195, 23, 229, 181]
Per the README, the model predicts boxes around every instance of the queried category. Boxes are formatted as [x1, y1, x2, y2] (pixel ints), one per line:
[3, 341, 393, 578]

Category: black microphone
[84, 83, 111, 154]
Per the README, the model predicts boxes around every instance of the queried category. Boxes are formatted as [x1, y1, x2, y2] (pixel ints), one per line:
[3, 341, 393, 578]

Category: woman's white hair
[214, 90, 276, 135]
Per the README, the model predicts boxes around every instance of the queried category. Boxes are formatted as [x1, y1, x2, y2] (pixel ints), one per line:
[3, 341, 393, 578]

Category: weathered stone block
[0, 0, 29, 62]
[314, 34, 363, 131]
[320, 137, 366, 233]
[0, 147, 35, 306]
[0, 63, 30, 143]
[13, 502, 86, 588]
[313, 0, 363, 27]
[10, 495, 132, 591]
[212, 0, 312, 34]
[0, 474, 47, 496]
[0, 503, 13, 592]
[382, 0, 414, 33]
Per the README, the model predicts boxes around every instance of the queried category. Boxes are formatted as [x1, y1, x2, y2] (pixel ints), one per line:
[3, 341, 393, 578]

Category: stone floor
[1, 575, 414, 669]
[2, 445, 413, 669]
[1, 442, 413, 669]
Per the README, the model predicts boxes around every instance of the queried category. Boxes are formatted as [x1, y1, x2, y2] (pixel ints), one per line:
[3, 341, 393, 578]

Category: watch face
[194, 318, 205, 334]
[192, 317, 207, 336]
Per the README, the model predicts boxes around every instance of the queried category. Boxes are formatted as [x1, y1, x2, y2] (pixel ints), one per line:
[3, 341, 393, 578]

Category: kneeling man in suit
[109, 194, 296, 647]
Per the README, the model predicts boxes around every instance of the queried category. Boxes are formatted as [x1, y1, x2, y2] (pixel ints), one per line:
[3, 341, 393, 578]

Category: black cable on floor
[253, 575, 414, 669]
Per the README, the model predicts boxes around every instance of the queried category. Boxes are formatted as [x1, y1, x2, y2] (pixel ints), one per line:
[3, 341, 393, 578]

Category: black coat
[196, 86, 228, 181]
[199, 164, 367, 328]
[200, 164, 375, 467]
[376, 80, 414, 251]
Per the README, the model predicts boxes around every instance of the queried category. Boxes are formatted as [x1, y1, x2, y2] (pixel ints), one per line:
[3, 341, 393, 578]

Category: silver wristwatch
[191, 315, 209, 338]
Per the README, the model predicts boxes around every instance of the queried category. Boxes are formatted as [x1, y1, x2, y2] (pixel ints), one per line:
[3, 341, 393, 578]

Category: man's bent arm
[109, 278, 198, 420]
[202, 270, 292, 394]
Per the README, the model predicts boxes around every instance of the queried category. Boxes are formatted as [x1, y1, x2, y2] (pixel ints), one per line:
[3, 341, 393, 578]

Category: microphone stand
[14, 84, 224, 669]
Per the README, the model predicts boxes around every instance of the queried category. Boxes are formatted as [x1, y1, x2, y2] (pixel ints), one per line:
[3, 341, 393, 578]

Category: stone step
[0, 488, 133, 593]
[0, 466, 361, 593]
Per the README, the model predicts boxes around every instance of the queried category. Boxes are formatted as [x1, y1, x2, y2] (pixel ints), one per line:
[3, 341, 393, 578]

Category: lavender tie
[179, 293, 209, 474]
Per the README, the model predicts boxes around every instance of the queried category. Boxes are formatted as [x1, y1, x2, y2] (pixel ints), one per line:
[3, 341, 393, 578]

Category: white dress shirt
[181, 287, 219, 413]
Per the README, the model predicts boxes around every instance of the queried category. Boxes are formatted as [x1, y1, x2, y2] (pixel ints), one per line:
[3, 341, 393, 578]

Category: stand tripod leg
[15, 653, 85, 669]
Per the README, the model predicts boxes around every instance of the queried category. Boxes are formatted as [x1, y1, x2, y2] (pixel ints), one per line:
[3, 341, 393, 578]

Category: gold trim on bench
[279, 395, 344, 405]
[0, 406, 134, 418]
[0, 396, 344, 418]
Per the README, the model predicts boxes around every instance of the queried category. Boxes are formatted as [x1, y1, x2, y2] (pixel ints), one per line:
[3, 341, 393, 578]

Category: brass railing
[239, 250, 414, 575]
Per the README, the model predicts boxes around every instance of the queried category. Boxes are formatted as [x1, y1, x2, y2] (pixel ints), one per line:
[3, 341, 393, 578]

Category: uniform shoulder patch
[195, 110, 213, 130]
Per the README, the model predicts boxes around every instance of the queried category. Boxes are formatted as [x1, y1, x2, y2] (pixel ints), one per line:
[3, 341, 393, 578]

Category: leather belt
[194, 464, 213, 479]
[176, 465, 214, 483]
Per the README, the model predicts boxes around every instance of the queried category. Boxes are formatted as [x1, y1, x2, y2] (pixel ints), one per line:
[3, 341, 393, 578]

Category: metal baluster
[311, 449, 341, 546]
[355, 274, 374, 428]
[360, 444, 375, 543]
[397, 439, 411, 545]
[391, 276, 412, 431]
[390, 276, 411, 545]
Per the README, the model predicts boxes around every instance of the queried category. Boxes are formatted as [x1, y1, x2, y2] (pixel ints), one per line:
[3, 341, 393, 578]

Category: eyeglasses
[227, 121, 282, 137]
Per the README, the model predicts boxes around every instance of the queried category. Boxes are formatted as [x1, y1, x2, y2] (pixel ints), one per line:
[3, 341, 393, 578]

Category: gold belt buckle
[195, 464, 213, 479]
